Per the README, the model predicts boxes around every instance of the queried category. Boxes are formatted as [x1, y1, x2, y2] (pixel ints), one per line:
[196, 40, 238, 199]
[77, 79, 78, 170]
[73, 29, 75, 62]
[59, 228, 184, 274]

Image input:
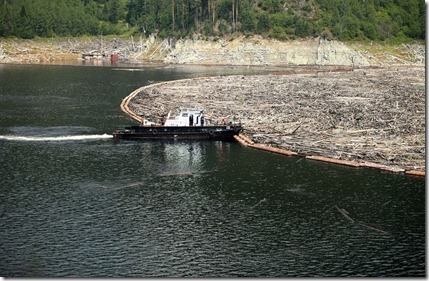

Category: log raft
[119, 67, 425, 177]
[306, 155, 361, 168]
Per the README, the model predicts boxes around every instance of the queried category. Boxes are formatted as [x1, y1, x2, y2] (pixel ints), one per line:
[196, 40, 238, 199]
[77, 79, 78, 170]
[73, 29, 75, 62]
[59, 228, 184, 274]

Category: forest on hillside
[0, 0, 425, 41]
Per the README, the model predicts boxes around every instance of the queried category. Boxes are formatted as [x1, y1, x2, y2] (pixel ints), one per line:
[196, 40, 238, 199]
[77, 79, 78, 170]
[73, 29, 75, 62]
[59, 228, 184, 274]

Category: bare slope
[0, 36, 425, 66]
[164, 36, 371, 66]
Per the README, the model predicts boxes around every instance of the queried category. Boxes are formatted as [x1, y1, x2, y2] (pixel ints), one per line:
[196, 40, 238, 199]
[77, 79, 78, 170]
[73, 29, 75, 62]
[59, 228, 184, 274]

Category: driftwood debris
[307, 155, 361, 167]
[252, 198, 267, 208]
[335, 205, 390, 235]
[126, 65, 425, 174]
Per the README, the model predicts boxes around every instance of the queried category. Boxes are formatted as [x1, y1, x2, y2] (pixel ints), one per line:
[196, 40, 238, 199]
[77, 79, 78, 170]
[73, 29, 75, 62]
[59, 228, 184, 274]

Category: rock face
[164, 36, 370, 67]
[0, 36, 424, 66]
[316, 39, 369, 66]
[0, 46, 15, 63]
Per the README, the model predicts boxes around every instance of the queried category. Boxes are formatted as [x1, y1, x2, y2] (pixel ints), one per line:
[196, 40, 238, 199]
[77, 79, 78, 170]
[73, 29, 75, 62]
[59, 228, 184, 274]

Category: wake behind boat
[113, 108, 243, 141]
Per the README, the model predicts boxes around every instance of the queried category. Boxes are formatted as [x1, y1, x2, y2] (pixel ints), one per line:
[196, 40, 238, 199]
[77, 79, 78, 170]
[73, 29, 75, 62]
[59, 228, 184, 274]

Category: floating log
[405, 170, 426, 177]
[252, 198, 267, 208]
[335, 205, 390, 235]
[335, 205, 355, 223]
[248, 143, 298, 156]
[362, 161, 405, 173]
[238, 134, 255, 145]
[306, 155, 362, 167]
[290, 125, 301, 135]
[356, 221, 390, 235]
[120, 86, 147, 123]
[381, 200, 391, 207]
[233, 135, 250, 146]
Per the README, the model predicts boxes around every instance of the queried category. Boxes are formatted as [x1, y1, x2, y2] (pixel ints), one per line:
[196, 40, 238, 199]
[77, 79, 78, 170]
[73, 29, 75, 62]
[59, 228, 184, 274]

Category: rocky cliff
[164, 36, 371, 67]
[0, 35, 424, 66]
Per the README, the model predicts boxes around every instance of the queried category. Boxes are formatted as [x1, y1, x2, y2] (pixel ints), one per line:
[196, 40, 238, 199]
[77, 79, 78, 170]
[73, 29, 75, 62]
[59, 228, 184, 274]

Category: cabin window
[182, 113, 188, 117]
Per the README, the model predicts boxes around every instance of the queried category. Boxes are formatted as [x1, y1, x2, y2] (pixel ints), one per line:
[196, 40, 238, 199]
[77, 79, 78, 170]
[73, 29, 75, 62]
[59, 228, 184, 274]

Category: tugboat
[113, 108, 243, 141]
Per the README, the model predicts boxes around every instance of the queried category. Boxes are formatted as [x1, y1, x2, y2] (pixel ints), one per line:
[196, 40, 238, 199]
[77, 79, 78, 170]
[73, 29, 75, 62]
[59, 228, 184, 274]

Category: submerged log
[335, 205, 355, 223]
[335, 205, 390, 235]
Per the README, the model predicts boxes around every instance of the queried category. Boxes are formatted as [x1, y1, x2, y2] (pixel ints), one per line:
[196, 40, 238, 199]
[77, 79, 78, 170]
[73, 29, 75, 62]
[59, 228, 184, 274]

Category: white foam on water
[0, 134, 113, 142]
[112, 68, 145, 72]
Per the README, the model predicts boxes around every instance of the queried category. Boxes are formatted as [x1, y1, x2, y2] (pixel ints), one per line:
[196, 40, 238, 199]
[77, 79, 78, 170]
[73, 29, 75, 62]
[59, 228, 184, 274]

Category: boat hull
[113, 125, 242, 141]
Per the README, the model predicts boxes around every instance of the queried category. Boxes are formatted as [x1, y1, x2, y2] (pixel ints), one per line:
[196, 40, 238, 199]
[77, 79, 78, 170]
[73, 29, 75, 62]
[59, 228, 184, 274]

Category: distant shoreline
[0, 36, 425, 67]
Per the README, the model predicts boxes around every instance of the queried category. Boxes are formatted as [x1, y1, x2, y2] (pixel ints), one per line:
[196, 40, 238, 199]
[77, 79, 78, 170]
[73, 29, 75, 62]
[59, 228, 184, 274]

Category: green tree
[106, 0, 124, 24]
[0, 0, 424, 41]
[295, 17, 310, 37]
[240, 2, 256, 32]
[256, 12, 270, 33]
[258, 0, 282, 14]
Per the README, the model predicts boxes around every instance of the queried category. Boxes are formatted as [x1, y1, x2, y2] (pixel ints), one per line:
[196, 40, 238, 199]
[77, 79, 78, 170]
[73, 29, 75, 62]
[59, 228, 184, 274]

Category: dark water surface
[0, 64, 425, 277]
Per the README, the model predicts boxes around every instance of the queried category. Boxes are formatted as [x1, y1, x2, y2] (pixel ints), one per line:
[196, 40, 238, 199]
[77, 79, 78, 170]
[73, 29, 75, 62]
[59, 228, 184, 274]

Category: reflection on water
[0, 64, 425, 277]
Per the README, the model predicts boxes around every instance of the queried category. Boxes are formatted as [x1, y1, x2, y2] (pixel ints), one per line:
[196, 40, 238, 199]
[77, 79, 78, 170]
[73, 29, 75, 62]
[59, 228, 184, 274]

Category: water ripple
[0, 65, 425, 277]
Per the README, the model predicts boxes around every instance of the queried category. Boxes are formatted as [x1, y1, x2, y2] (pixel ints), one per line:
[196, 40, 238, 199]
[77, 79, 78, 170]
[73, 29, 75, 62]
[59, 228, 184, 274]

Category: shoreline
[0, 36, 425, 66]
[120, 66, 425, 177]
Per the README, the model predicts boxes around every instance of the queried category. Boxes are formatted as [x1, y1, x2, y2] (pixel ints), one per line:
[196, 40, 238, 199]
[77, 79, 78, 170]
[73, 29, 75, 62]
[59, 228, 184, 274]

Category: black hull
[113, 125, 242, 141]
